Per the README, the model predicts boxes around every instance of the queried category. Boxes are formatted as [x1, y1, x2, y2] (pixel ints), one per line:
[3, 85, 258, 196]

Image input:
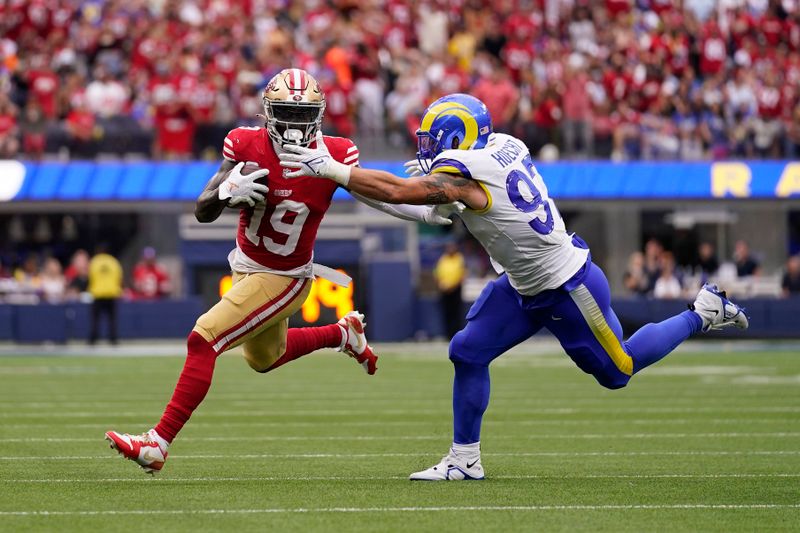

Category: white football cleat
[690, 283, 749, 332]
[105, 429, 168, 474]
[409, 452, 485, 481]
[337, 311, 378, 375]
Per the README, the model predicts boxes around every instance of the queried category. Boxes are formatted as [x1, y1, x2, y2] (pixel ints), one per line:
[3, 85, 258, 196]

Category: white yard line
[1, 432, 798, 444]
[2, 450, 799, 461]
[1, 504, 799, 517]
[0, 417, 792, 430]
[0, 338, 796, 357]
[1, 406, 799, 418]
[4, 473, 800, 484]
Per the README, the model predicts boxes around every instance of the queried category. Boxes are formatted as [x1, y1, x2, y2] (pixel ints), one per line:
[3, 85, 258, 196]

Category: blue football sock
[626, 310, 703, 374]
[452, 361, 491, 444]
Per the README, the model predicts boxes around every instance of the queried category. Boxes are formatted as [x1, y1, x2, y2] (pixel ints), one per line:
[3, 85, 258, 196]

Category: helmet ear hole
[451, 136, 460, 149]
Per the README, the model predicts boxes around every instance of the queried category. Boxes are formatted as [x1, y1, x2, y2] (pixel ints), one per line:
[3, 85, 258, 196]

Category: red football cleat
[338, 311, 378, 375]
[105, 429, 168, 474]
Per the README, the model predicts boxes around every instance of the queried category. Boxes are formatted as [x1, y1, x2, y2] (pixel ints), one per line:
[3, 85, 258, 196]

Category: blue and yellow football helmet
[416, 93, 493, 173]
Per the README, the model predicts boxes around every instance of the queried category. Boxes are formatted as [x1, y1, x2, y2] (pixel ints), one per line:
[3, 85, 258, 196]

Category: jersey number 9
[505, 155, 555, 235]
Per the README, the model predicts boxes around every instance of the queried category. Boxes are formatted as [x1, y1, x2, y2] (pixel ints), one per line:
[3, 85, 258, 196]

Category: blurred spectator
[561, 61, 593, 158]
[19, 101, 46, 159]
[88, 246, 123, 345]
[385, 64, 428, 147]
[786, 104, 800, 158]
[0, 93, 19, 158]
[85, 66, 129, 119]
[623, 251, 649, 296]
[733, 240, 761, 277]
[132, 247, 171, 300]
[64, 249, 90, 299]
[2, 1, 800, 161]
[782, 255, 800, 297]
[434, 243, 466, 339]
[525, 85, 561, 154]
[697, 242, 720, 278]
[653, 252, 683, 299]
[40, 257, 66, 303]
[753, 71, 784, 157]
[473, 64, 519, 132]
[65, 96, 97, 158]
[352, 66, 385, 139]
[192, 69, 225, 157]
[643, 238, 664, 291]
[699, 20, 727, 77]
[26, 54, 58, 120]
[14, 256, 41, 292]
[321, 71, 355, 139]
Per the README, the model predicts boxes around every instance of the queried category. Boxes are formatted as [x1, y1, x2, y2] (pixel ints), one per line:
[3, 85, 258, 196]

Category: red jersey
[0, 113, 16, 136]
[759, 15, 785, 47]
[533, 98, 562, 128]
[190, 80, 217, 123]
[603, 70, 631, 102]
[700, 36, 726, 75]
[132, 263, 171, 299]
[756, 85, 782, 119]
[222, 127, 358, 275]
[156, 106, 195, 154]
[605, 0, 631, 16]
[502, 41, 536, 82]
[28, 70, 58, 119]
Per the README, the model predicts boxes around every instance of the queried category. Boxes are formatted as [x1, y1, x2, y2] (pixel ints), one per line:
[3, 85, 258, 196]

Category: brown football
[240, 162, 262, 175]
[239, 162, 268, 185]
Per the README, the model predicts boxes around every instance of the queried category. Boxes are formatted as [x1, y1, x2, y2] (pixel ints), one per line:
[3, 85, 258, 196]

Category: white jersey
[431, 133, 589, 296]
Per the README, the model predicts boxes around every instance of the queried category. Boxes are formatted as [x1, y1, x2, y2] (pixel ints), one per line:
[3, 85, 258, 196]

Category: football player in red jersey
[105, 68, 453, 473]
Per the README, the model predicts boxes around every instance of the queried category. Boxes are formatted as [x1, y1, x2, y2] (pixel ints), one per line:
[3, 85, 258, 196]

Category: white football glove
[279, 131, 352, 185]
[403, 159, 426, 177]
[218, 162, 269, 207]
[424, 202, 465, 225]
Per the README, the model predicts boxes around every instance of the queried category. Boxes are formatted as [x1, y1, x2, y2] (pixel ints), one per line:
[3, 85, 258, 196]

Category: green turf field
[0, 343, 798, 532]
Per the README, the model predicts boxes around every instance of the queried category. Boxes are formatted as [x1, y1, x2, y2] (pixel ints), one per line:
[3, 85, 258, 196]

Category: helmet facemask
[416, 128, 462, 174]
[416, 130, 441, 174]
[264, 99, 325, 147]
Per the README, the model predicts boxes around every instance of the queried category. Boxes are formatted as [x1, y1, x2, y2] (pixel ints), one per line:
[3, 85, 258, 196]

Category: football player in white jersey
[279, 93, 749, 481]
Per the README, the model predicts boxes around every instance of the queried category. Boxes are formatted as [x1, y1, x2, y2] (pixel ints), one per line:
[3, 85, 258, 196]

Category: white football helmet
[262, 68, 325, 147]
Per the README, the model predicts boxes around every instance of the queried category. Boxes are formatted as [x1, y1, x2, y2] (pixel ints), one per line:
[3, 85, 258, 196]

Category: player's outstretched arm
[279, 132, 486, 209]
[350, 191, 462, 225]
[345, 168, 484, 207]
[195, 160, 269, 223]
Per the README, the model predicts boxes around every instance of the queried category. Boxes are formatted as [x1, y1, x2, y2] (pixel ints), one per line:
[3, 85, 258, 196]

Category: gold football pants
[194, 272, 311, 371]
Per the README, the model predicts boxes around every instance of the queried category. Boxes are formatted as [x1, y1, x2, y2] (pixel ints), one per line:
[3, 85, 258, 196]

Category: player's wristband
[326, 160, 351, 187]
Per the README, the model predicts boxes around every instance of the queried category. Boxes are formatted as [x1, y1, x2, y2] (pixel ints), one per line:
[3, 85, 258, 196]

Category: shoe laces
[137, 432, 156, 444]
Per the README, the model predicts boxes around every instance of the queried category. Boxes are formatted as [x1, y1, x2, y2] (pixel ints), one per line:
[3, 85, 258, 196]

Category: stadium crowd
[622, 238, 800, 298]
[1, 0, 800, 160]
[0, 245, 171, 304]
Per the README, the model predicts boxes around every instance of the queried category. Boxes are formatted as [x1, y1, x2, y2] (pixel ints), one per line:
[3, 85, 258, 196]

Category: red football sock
[267, 324, 344, 371]
[154, 331, 218, 443]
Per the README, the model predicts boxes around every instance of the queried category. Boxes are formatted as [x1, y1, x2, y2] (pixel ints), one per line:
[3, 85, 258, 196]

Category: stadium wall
[4, 159, 800, 201]
[0, 296, 797, 342]
[2, 159, 799, 342]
